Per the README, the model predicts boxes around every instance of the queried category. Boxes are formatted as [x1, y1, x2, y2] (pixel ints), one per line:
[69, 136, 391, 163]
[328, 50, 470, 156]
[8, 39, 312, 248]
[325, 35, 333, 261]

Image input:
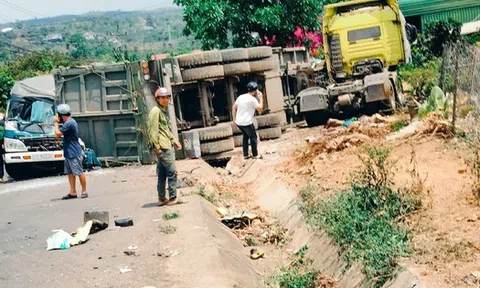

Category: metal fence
[440, 43, 480, 133]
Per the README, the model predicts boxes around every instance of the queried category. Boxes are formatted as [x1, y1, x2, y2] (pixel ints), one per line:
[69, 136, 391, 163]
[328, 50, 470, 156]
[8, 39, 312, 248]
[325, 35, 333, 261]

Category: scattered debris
[342, 117, 358, 128]
[84, 211, 109, 234]
[250, 248, 265, 260]
[46, 221, 93, 251]
[119, 267, 132, 274]
[157, 248, 181, 258]
[114, 217, 134, 227]
[467, 215, 478, 222]
[177, 177, 197, 189]
[463, 271, 480, 285]
[159, 225, 177, 234]
[124, 250, 138, 256]
[265, 148, 277, 155]
[215, 207, 229, 218]
[325, 118, 344, 129]
[221, 213, 261, 229]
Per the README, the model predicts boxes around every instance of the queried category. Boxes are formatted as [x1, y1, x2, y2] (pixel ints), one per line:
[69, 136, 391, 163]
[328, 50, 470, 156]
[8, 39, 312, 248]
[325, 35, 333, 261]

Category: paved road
[0, 161, 259, 288]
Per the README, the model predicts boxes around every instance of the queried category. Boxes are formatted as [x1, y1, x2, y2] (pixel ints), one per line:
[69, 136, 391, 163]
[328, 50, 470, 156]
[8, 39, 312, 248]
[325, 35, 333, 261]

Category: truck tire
[200, 138, 235, 155]
[258, 126, 282, 141]
[177, 51, 223, 68]
[181, 65, 224, 82]
[304, 111, 329, 127]
[247, 47, 273, 60]
[255, 114, 281, 129]
[233, 134, 243, 147]
[195, 124, 233, 142]
[221, 48, 249, 62]
[249, 57, 275, 73]
[231, 120, 259, 135]
[224, 62, 251, 76]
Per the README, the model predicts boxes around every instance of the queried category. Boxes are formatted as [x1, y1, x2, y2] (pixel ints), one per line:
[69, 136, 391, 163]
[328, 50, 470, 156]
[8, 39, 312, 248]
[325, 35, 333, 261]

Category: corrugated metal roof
[421, 6, 480, 26]
[399, 0, 480, 17]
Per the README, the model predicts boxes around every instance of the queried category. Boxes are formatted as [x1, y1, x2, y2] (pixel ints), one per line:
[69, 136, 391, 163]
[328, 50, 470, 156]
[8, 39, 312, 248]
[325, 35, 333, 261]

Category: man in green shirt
[147, 87, 182, 206]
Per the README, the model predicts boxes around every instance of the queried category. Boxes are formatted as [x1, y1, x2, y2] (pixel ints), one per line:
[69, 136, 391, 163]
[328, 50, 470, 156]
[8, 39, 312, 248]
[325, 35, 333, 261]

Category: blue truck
[3, 75, 69, 179]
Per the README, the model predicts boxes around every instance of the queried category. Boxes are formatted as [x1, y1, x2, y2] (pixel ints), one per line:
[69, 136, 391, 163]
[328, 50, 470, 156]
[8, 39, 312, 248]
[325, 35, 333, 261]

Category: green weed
[274, 246, 318, 288]
[390, 121, 406, 132]
[162, 212, 180, 220]
[300, 146, 421, 287]
[198, 185, 219, 203]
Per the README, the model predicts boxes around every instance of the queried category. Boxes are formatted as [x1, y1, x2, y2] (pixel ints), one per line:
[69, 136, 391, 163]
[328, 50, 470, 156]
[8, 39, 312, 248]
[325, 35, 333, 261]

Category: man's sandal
[62, 194, 78, 200]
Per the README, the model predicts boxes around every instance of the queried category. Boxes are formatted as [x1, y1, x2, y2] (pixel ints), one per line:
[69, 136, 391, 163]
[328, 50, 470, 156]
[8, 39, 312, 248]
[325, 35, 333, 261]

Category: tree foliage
[0, 51, 78, 110]
[411, 19, 462, 66]
[0, 68, 15, 110]
[173, 0, 323, 49]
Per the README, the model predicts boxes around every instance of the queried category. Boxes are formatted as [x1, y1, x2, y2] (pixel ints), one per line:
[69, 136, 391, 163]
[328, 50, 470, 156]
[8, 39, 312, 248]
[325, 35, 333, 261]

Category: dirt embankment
[274, 115, 480, 288]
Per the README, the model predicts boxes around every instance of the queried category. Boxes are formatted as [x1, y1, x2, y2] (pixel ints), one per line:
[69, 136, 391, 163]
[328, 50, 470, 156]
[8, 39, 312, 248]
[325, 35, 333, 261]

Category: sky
[0, 0, 175, 23]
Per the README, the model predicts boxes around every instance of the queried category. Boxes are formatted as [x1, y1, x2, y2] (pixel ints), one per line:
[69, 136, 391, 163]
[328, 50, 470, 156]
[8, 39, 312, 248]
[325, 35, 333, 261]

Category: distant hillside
[0, 7, 200, 63]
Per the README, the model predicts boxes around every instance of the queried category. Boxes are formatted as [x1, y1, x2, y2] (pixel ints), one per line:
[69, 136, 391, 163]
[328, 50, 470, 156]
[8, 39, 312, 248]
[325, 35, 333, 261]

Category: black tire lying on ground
[176, 51, 223, 68]
[246, 46, 273, 60]
[258, 126, 282, 141]
[224, 62, 251, 76]
[221, 48, 249, 62]
[255, 114, 281, 129]
[181, 65, 224, 82]
[200, 138, 235, 155]
[233, 134, 243, 147]
[194, 124, 233, 142]
[230, 120, 259, 135]
[249, 57, 276, 73]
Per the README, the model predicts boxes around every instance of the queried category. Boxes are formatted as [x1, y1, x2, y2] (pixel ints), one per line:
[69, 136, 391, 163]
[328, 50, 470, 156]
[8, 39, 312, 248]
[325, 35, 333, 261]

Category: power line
[0, 0, 45, 19]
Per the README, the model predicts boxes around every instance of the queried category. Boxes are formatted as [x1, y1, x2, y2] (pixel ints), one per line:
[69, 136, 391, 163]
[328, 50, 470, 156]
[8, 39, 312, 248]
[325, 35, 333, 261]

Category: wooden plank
[104, 80, 128, 88]
[87, 119, 96, 152]
[101, 72, 108, 112]
[79, 75, 87, 113]
[109, 118, 118, 158]
[115, 127, 137, 134]
[72, 111, 134, 118]
[105, 95, 130, 102]
[116, 141, 138, 148]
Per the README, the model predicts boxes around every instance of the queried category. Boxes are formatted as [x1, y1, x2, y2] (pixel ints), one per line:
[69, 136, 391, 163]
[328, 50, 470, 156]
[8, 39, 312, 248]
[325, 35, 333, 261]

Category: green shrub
[300, 146, 421, 287]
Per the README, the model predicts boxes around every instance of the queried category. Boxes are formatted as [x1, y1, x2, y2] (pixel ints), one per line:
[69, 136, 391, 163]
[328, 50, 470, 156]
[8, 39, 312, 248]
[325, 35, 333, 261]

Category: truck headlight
[4, 138, 28, 152]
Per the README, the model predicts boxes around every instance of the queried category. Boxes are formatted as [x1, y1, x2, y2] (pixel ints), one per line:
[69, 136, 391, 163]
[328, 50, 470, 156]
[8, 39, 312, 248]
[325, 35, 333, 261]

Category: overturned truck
[296, 0, 414, 126]
[53, 46, 288, 164]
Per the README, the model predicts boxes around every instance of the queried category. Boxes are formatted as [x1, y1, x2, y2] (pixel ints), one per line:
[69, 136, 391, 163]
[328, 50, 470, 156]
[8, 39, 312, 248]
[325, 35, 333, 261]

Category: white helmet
[57, 104, 71, 115]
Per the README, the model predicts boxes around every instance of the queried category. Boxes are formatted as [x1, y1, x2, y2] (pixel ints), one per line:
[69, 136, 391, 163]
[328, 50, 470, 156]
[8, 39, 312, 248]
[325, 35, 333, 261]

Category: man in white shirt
[232, 82, 264, 159]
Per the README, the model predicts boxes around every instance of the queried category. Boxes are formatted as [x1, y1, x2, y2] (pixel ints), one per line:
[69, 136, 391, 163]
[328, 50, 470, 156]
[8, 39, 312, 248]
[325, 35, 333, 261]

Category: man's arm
[232, 103, 238, 123]
[255, 91, 264, 113]
[147, 108, 162, 153]
[54, 115, 63, 138]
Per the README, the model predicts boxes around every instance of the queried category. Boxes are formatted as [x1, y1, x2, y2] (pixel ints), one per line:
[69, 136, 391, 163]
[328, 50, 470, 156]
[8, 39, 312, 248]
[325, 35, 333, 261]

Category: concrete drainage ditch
[227, 158, 422, 288]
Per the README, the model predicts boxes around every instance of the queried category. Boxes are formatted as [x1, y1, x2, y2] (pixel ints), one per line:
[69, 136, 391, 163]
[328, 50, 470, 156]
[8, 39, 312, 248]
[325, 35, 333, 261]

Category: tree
[0, 68, 14, 111]
[412, 19, 462, 66]
[173, 0, 323, 49]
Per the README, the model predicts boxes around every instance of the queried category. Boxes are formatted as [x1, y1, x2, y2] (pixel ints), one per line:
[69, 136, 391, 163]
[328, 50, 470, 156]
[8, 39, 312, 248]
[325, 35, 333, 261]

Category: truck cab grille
[22, 138, 64, 152]
[329, 35, 344, 74]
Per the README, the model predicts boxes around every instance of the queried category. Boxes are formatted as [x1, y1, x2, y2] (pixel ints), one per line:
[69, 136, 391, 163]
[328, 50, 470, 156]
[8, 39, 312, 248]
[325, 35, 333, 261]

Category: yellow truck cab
[324, 0, 410, 78]
[297, 0, 412, 126]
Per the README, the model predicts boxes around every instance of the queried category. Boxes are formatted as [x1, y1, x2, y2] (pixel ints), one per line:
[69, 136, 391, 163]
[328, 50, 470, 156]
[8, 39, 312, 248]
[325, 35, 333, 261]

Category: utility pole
[167, 24, 172, 45]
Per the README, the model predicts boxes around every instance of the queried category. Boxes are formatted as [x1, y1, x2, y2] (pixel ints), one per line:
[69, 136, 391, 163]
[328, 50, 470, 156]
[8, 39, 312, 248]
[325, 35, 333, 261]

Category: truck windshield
[7, 97, 55, 124]
[348, 26, 381, 42]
